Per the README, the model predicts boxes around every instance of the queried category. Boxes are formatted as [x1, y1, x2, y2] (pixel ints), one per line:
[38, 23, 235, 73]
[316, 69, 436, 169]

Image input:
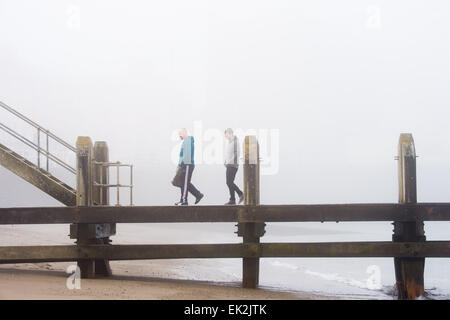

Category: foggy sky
[1, 0, 450, 207]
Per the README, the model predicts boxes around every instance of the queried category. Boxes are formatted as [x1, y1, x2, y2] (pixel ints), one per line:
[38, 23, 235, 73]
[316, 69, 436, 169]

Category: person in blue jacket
[175, 128, 204, 205]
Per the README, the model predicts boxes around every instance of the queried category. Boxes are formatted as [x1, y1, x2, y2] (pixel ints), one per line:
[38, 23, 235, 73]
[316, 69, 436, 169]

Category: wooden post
[393, 133, 426, 299]
[75, 136, 95, 279]
[238, 136, 265, 288]
[93, 142, 109, 206]
[92, 141, 113, 277]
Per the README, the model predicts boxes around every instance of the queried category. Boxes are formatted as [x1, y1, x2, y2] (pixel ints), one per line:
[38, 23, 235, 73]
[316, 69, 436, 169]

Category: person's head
[224, 128, 234, 141]
[178, 128, 188, 140]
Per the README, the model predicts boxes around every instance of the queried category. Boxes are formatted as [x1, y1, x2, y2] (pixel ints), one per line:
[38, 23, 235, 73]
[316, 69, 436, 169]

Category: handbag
[171, 166, 183, 187]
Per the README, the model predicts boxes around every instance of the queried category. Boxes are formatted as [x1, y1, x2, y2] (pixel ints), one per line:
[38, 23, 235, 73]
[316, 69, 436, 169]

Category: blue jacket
[178, 136, 195, 166]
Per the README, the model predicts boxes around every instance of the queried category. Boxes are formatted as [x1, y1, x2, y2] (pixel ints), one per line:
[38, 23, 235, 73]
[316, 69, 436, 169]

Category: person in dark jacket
[224, 128, 243, 205]
[175, 128, 204, 206]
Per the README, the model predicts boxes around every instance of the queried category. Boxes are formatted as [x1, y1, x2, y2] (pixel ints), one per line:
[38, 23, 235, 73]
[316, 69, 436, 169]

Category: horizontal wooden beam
[260, 241, 450, 258]
[243, 203, 450, 222]
[1, 203, 450, 225]
[0, 205, 238, 224]
[1, 241, 449, 263]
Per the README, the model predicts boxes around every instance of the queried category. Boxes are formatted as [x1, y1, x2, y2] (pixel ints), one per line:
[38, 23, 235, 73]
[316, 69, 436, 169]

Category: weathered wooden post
[237, 136, 265, 288]
[393, 133, 426, 299]
[93, 142, 109, 207]
[75, 136, 95, 278]
[92, 141, 114, 276]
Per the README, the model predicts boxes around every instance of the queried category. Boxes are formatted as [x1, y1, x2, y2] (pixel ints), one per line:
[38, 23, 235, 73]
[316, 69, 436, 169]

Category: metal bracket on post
[237, 135, 265, 289]
[393, 133, 426, 300]
[236, 222, 266, 238]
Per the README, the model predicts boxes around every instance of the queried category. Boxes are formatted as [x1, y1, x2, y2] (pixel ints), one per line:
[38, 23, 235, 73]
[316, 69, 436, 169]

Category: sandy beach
[0, 262, 331, 300]
[0, 224, 331, 300]
[0, 261, 328, 300]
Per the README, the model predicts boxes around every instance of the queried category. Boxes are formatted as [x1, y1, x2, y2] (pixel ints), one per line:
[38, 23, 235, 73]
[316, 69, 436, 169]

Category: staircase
[0, 101, 77, 206]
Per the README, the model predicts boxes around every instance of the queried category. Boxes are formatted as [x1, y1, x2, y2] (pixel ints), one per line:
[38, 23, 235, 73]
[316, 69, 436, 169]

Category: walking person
[224, 128, 243, 205]
[175, 128, 204, 206]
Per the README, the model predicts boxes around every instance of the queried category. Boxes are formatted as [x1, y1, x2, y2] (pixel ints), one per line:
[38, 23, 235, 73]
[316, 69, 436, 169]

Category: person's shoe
[238, 194, 244, 204]
[195, 193, 204, 204]
[225, 200, 236, 205]
[175, 201, 188, 206]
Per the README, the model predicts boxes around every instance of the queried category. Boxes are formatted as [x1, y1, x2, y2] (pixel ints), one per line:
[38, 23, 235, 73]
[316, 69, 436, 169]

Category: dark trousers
[226, 166, 243, 201]
[180, 165, 201, 202]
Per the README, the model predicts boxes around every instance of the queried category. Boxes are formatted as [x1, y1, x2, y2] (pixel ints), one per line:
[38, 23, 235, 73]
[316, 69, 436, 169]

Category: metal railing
[0, 101, 76, 174]
[93, 161, 134, 206]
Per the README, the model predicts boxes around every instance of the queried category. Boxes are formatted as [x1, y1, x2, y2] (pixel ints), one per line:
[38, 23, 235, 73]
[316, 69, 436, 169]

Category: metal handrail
[0, 101, 76, 175]
[0, 123, 76, 174]
[0, 101, 76, 152]
[93, 161, 134, 206]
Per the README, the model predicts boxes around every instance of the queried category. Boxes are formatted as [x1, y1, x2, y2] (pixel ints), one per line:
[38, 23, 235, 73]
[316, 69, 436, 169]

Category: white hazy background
[0, 0, 450, 298]
[1, 0, 449, 207]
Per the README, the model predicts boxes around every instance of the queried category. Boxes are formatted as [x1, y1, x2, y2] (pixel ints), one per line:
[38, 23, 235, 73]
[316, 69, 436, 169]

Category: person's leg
[175, 166, 188, 205]
[227, 166, 243, 204]
[226, 166, 236, 201]
[231, 167, 243, 197]
[226, 166, 242, 201]
[188, 183, 201, 198]
[180, 165, 191, 203]
[186, 165, 201, 198]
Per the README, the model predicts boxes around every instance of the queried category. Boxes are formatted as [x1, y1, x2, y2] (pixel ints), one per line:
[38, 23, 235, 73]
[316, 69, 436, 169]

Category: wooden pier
[1, 133, 450, 300]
